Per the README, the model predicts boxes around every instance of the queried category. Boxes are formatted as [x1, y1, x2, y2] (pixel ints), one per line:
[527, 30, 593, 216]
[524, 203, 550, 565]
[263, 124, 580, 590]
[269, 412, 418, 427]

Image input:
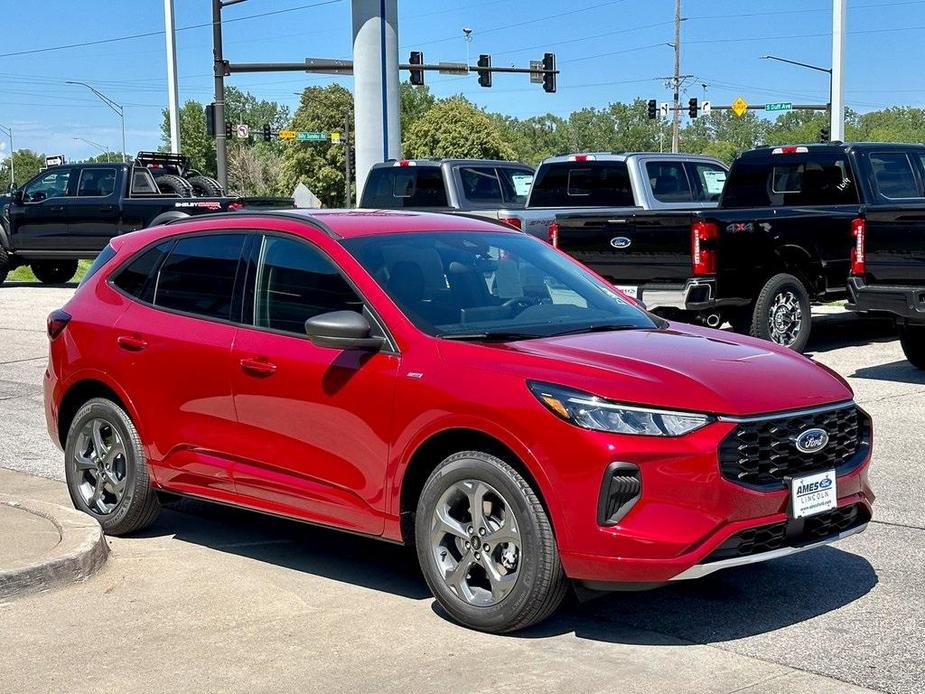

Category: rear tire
[0, 247, 9, 286]
[415, 450, 567, 633]
[900, 325, 925, 370]
[187, 175, 223, 197]
[747, 273, 812, 352]
[154, 173, 193, 197]
[64, 398, 160, 535]
[31, 259, 78, 285]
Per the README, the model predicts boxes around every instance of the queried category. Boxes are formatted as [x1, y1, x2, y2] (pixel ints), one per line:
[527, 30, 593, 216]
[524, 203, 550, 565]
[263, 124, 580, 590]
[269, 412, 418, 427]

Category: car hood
[489, 323, 852, 416]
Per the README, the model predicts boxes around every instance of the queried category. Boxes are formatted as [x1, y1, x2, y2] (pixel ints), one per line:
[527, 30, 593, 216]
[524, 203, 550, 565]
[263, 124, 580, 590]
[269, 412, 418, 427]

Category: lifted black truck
[0, 162, 290, 286]
[554, 143, 925, 352]
[845, 147, 925, 368]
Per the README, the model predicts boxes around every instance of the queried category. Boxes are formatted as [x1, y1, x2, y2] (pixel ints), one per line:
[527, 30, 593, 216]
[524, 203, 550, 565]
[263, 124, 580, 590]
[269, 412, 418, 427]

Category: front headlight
[527, 381, 714, 437]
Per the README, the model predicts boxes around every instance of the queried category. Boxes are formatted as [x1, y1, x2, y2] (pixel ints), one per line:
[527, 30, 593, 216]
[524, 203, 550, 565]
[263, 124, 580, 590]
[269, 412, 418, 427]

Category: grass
[8, 259, 92, 284]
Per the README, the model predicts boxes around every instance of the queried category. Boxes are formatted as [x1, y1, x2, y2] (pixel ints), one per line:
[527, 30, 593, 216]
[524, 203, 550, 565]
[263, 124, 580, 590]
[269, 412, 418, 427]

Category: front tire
[900, 325, 925, 369]
[64, 398, 160, 535]
[31, 259, 78, 285]
[415, 451, 567, 633]
[748, 273, 812, 352]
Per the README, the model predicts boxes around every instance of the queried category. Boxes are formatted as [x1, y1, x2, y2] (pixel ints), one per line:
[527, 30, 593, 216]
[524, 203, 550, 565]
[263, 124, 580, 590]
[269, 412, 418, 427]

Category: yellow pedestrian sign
[731, 97, 749, 117]
[278, 130, 297, 140]
[329, 131, 342, 144]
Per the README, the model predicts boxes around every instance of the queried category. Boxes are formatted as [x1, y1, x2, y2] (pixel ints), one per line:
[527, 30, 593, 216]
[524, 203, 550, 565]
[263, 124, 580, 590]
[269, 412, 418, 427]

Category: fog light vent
[598, 463, 641, 526]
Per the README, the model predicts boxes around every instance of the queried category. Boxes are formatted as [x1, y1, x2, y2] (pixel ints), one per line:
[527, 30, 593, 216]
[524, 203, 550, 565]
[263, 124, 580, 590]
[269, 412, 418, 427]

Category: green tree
[403, 97, 515, 160]
[764, 110, 830, 146]
[400, 82, 435, 141]
[81, 152, 124, 164]
[682, 110, 768, 163]
[160, 100, 216, 176]
[849, 107, 925, 143]
[0, 149, 45, 190]
[279, 84, 354, 207]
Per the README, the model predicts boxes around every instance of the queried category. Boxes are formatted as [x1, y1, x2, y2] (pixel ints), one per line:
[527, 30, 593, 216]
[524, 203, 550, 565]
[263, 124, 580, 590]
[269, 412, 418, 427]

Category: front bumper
[847, 276, 925, 323]
[639, 278, 750, 313]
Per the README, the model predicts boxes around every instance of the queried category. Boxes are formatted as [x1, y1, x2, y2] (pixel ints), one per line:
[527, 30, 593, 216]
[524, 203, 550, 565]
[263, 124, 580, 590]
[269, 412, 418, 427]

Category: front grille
[719, 404, 868, 489]
[705, 503, 868, 563]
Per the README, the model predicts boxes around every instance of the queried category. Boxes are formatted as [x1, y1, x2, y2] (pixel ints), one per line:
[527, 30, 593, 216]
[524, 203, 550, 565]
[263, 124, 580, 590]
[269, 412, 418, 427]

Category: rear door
[859, 149, 925, 286]
[7, 167, 75, 250]
[66, 166, 121, 251]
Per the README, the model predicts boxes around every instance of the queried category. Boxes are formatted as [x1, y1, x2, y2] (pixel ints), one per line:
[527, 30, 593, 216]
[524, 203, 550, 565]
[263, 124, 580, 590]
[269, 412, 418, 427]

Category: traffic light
[819, 126, 831, 143]
[647, 99, 657, 120]
[477, 54, 492, 88]
[409, 51, 425, 86]
[205, 103, 216, 138]
[262, 124, 272, 142]
[347, 146, 356, 179]
[224, 121, 232, 139]
[542, 52, 556, 93]
[688, 97, 699, 118]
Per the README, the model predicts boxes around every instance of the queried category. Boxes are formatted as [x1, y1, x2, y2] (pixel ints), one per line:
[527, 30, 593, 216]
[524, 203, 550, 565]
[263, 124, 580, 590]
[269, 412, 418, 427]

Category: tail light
[47, 309, 71, 340]
[851, 217, 866, 275]
[548, 221, 559, 247]
[227, 201, 243, 211]
[691, 221, 718, 276]
[499, 216, 522, 230]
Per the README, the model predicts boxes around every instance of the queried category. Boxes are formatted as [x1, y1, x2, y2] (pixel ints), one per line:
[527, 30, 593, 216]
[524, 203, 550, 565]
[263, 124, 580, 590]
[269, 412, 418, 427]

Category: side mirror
[11, 189, 23, 205]
[305, 310, 384, 351]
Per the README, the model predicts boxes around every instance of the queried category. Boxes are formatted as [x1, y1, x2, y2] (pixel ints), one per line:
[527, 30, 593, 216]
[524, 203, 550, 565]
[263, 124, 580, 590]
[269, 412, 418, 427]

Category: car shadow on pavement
[137, 498, 432, 600]
[804, 313, 897, 356]
[515, 545, 878, 645]
[0, 281, 79, 289]
[851, 359, 925, 385]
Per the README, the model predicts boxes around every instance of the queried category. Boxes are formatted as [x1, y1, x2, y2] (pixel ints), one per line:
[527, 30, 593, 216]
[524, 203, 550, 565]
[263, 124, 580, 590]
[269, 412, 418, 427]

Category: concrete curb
[0, 495, 108, 600]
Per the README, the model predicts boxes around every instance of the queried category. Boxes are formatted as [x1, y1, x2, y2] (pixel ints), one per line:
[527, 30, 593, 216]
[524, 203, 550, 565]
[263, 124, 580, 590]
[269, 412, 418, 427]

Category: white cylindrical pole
[830, 0, 846, 141]
[164, 0, 182, 153]
[352, 0, 401, 202]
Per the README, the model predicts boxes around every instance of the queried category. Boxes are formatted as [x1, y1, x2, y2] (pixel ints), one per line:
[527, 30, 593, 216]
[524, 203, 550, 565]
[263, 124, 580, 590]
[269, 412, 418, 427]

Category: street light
[761, 55, 833, 119]
[65, 81, 126, 163]
[0, 124, 13, 188]
[74, 137, 111, 162]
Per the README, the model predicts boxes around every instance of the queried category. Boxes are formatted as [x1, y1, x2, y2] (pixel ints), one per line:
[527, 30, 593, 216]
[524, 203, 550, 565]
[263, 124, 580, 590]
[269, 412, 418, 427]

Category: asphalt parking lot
[1, 283, 923, 693]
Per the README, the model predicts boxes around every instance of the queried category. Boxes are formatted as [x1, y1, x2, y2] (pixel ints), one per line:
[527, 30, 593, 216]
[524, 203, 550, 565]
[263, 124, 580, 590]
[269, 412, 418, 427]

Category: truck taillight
[499, 216, 522, 230]
[227, 201, 243, 211]
[851, 217, 866, 275]
[548, 221, 559, 247]
[47, 309, 71, 340]
[691, 221, 718, 276]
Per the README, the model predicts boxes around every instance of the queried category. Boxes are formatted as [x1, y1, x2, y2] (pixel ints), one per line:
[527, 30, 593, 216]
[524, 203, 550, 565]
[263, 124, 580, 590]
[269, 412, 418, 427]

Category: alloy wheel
[71, 417, 128, 515]
[768, 289, 803, 346]
[430, 479, 522, 607]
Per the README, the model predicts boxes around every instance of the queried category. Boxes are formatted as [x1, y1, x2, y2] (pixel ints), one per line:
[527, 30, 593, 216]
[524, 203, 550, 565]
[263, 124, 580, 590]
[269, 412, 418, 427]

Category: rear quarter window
[529, 161, 634, 207]
[79, 245, 118, 286]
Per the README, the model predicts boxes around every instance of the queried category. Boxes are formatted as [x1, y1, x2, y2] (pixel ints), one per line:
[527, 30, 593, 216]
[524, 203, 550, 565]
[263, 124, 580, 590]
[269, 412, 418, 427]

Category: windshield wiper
[437, 331, 540, 342]
[547, 324, 641, 337]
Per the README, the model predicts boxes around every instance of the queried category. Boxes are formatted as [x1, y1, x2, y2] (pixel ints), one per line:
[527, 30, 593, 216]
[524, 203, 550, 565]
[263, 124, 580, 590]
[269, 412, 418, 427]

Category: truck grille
[718, 404, 869, 489]
[704, 503, 868, 563]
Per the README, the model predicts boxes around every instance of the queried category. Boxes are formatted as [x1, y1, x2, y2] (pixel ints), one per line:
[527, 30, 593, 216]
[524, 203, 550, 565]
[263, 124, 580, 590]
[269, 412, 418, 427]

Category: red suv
[44, 210, 873, 632]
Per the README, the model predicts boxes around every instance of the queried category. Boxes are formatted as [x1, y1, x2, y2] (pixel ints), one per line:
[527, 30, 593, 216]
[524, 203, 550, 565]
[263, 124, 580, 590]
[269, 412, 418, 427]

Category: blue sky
[1, 0, 922, 162]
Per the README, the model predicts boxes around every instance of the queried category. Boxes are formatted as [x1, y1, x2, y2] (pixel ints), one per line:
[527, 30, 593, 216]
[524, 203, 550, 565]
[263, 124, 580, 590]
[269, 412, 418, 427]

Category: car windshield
[342, 231, 657, 340]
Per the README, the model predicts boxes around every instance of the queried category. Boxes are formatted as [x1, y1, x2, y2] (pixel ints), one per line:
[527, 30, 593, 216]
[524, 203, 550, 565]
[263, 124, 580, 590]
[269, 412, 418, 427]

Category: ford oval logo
[818, 477, 833, 490]
[610, 236, 632, 249]
[795, 428, 829, 454]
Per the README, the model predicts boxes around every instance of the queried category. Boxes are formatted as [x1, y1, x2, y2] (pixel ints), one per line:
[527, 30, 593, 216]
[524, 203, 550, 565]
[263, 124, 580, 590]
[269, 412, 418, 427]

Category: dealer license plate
[615, 285, 639, 299]
[790, 469, 837, 519]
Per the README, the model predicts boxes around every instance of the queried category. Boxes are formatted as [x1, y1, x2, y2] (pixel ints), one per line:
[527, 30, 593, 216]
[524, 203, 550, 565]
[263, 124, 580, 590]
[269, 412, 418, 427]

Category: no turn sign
[236, 124, 250, 139]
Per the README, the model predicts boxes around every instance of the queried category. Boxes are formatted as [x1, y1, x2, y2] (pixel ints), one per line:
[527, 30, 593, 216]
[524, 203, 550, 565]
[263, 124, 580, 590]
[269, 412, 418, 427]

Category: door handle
[99, 205, 116, 212]
[49, 205, 65, 213]
[240, 357, 277, 376]
[117, 335, 148, 351]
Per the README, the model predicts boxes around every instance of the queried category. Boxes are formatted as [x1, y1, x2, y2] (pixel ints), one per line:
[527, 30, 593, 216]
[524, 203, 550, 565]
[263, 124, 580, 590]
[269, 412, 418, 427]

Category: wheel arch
[56, 376, 138, 450]
[772, 244, 821, 295]
[396, 426, 556, 546]
[147, 210, 189, 228]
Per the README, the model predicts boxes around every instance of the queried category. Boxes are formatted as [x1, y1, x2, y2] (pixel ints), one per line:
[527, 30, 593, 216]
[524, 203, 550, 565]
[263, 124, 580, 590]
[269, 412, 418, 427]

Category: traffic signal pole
[212, 0, 230, 189]
[830, 0, 847, 141]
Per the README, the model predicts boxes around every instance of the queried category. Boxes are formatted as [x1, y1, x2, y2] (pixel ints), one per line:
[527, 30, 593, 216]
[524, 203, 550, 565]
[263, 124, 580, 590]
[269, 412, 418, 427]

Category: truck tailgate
[555, 210, 697, 283]
[864, 205, 925, 285]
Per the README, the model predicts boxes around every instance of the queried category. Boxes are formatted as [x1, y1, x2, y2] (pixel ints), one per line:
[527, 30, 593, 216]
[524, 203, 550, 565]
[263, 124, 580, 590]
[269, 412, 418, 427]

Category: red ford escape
[44, 210, 874, 632]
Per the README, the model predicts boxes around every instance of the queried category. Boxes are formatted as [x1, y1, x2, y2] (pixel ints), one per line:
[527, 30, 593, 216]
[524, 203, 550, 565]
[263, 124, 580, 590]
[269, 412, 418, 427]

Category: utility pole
[344, 110, 352, 208]
[831, 0, 847, 140]
[671, 0, 682, 153]
[164, 0, 181, 153]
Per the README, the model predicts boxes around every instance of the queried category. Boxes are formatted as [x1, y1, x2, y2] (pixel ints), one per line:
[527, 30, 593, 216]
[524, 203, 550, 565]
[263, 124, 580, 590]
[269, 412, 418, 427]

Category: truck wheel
[0, 247, 9, 286]
[415, 451, 567, 633]
[187, 175, 223, 197]
[900, 325, 925, 370]
[155, 173, 193, 198]
[749, 273, 812, 352]
[32, 260, 79, 285]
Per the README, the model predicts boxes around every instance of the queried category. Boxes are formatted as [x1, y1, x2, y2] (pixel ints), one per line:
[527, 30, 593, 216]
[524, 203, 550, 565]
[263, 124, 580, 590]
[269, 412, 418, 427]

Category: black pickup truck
[0, 162, 290, 286]
[845, 148, 925, 368]
[554, 142, 925, 352]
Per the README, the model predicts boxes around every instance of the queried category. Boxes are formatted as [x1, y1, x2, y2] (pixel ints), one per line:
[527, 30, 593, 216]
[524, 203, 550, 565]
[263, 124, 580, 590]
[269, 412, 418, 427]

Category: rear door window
[361, 166, 448, 208]
[869, 152, 923, 199]
[76, 168, 117, 197]
[529, 161, 634, 207]
[153, 234, 247, 321]
[646, 161, 693, 203]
